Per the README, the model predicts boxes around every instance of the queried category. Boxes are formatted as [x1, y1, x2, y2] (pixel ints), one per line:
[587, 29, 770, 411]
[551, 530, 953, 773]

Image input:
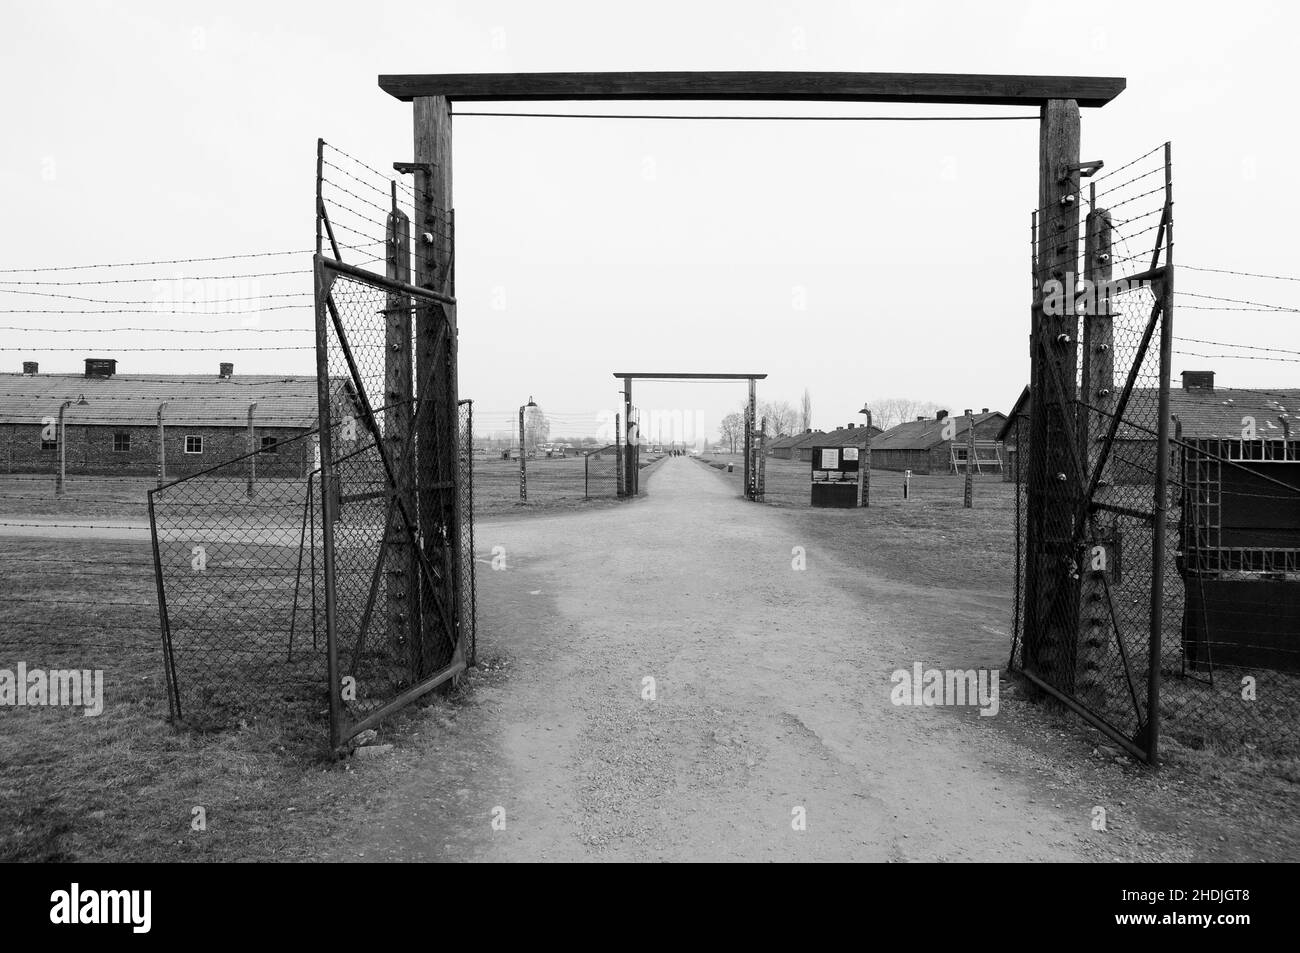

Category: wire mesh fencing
[1013, 144, 1173, 762]
[144, 139, 476, 749]
[457, 399, 477, 667]
[1170, 440, 1300, 754]
[148, 431, 325, 728]
[584, 444, 620, 499]
[1013, 143, 1300, 759]
[317, 262, 463, 748]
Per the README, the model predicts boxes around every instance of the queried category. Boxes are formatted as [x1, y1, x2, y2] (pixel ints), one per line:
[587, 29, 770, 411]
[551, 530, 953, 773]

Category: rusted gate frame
[287, 470, 319, 662]
[147, 491, 181, 720]
[1024, 277, 1170, 759]
[458, 398, 477, 667]
[1021, 163, 1174, 763]
[1029, 322, 1148, 735]
[344, 320, 453, 680]
[314, 255, 464, 750]
[149, 426, 326, 722]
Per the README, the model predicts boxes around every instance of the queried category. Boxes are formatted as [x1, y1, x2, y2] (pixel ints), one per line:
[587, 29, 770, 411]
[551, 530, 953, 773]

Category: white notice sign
[842, 447, 859, 462]
[820, 448, 838, 469]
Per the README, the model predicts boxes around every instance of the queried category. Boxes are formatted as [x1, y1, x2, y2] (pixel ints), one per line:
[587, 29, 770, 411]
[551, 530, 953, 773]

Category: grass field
[0, 450, 646, 524]
[0, 535, 341, 861]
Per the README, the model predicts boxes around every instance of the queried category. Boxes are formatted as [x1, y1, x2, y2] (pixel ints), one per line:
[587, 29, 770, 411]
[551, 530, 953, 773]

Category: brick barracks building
[0, 359, 318, 481]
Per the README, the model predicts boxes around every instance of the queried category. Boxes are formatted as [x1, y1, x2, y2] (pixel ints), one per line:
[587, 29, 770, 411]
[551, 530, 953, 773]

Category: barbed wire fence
[0, 140, 486, 746]
[1013, 142, 1300, 760]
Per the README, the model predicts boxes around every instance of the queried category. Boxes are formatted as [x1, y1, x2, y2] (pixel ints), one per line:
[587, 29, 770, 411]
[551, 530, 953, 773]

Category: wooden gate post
[963, 408, 976, 508]
[615, 412, 624, 497]
[156, 401, 167, 487]
[385, 188, 416, 656]
[744, 378, 756, 500]
[1025, 98, 1083, 690]
[622, 377, 635, 496]
[1079, 199, 1114, 700]
[412, 95, 458, 676]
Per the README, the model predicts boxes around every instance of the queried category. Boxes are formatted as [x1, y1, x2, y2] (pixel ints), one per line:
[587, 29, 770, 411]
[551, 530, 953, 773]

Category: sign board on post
[810, 445, 860, 508]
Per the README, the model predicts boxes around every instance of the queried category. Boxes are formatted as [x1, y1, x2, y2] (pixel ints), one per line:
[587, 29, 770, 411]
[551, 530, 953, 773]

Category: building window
[260, 435, 279, 455]
[184, 435, 203, 454]
[113, 432, 131, 452]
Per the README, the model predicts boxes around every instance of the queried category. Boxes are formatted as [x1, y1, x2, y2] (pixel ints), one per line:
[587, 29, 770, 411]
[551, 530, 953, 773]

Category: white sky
[2, 0, 1297, 443]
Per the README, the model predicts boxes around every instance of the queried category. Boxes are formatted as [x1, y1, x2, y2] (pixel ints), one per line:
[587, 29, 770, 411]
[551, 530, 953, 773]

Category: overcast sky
[2, 1, 1297, 443]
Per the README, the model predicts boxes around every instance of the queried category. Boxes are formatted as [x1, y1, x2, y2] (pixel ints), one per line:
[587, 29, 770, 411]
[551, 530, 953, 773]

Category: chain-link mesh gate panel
[457, 399, 476, 667]
[148, 433, 325, 728]
[1175, 439, 1300, 754]
[584, 444, 621, 498]
[316, 259, 464, 747]
[1013, 144, 1173, 761]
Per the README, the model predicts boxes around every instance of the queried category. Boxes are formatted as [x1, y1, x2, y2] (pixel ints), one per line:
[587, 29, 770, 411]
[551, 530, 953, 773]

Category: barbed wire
[1176, 336, 1300, 357]
[0, 344, 317, 352]
[1176, 290, 1300, 313]
[0, 325, 314, 334]
[0, 268, 309, 287]
[0, 304, 312, 316]
[321, 141, 419, 199]
[0, 249, 313, 274]
[1175, 348, 1300, 363]
[0, 288, 310, 307]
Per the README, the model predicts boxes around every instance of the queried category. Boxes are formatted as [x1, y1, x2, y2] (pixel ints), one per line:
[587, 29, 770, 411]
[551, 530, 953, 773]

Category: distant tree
[719, 412, 744, 453]
[872, 397, 944, 430]
[800, 388, 812, 432]
[759, 399, 798, 437]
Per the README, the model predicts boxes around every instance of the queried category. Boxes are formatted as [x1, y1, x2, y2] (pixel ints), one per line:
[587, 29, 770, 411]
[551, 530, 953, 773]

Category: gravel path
[329, 457, 1096, 861]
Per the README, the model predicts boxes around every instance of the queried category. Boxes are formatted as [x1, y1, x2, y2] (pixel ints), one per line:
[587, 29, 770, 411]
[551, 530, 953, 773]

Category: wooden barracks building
[869, 409, 1007, 475]
[0, 359, 318, 480]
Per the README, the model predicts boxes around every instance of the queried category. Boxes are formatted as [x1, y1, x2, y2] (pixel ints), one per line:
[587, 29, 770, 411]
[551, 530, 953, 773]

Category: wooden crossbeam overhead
[378, 71, 1125, 107]
[612, 373, 767, 380]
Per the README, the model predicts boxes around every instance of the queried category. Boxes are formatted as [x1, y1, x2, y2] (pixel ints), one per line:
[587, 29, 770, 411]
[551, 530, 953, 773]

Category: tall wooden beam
[1025, 99, 1082, 691]
[379, 71, 1125, 107]
[622, 376, 634, 497]
[1079, 203, 1114, 701]
[385, 194, 416, 662]
[412, 94, 458, 676]
[745, 378, 756, 500]
[611, 372, 767, 380]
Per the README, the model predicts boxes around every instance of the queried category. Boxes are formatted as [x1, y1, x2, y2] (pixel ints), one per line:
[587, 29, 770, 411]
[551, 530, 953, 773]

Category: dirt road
[328, 457, 1099, 861]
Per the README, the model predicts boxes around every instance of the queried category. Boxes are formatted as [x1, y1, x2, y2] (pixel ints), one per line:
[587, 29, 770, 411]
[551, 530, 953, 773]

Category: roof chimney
[83, 358, 116, 379]
[916, 416, 927, 422]
[1181, 370, 1214, 392]
[848, 422, 855, 429]
[936, 409, 949, 421]
[805, 428, 812, 434]
[981, 407, 989, 414]
[219, 362, 234, 378]
[21, 361, 38, 375]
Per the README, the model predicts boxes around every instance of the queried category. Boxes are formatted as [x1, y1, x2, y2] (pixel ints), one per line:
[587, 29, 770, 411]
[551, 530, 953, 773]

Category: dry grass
[0, 536, 381, 861]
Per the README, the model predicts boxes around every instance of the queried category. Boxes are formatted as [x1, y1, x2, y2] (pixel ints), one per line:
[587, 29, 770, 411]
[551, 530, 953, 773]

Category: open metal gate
[1012, 143, 1174, 764]
[147, 142, 473, 750]
[313, 254, 469, 750]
